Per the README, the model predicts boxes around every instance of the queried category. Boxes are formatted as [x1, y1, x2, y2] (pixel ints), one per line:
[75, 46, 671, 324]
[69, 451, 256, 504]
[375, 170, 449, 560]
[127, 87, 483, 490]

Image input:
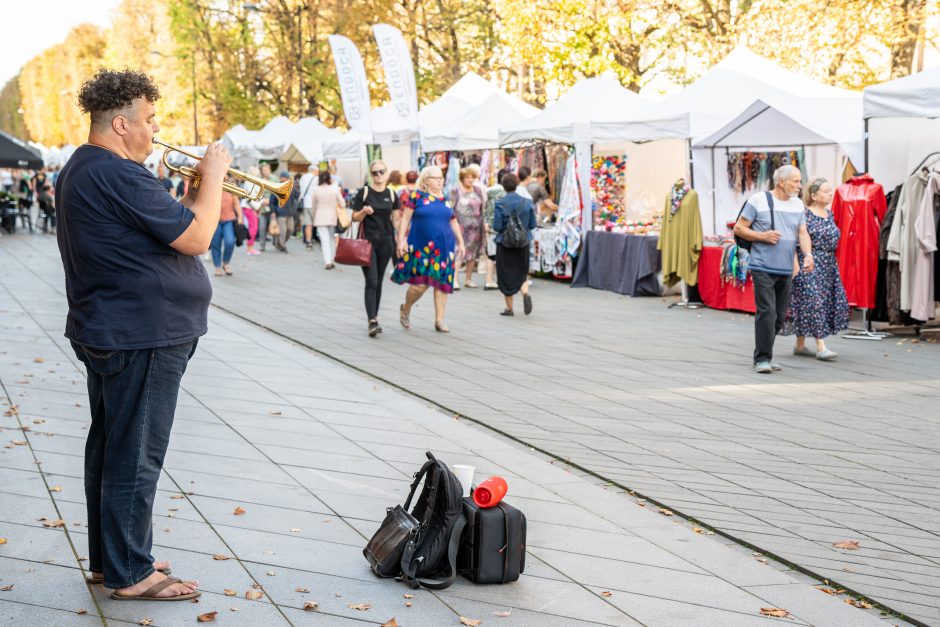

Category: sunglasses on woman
[371, 169, 386, 176]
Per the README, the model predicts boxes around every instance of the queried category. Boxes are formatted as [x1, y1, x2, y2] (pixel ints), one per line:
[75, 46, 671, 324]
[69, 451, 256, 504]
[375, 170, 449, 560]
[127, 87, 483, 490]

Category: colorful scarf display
[670, 184, 689, 216]
[591, 155, 627, 229]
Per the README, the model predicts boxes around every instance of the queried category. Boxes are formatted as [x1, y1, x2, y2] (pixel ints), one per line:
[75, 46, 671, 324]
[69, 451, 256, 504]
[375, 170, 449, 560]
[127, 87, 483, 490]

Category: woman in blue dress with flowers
[393, 165, 466, 333]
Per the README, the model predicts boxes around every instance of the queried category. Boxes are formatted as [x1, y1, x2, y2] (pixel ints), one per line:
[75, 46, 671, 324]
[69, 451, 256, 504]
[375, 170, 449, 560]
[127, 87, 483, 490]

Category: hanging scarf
[670, 184, 689, 215]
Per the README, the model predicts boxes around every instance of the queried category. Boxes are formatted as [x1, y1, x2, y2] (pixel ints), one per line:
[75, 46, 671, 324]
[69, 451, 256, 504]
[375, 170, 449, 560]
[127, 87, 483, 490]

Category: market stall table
[571, 231, 661, 296]
[697, 244, 755, 313]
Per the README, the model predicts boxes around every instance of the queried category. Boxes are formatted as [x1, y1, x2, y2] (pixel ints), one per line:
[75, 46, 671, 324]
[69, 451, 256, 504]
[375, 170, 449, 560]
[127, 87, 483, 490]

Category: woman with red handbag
[392, 166, 466, 333]
[350, 161, 401, 337]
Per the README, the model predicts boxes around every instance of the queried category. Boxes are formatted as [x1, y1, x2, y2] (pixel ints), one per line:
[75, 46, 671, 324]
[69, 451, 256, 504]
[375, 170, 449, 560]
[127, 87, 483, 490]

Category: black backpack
[734, 191, 774, 251]
[501, 209, 529, 249]
[399, 452, 466, 589]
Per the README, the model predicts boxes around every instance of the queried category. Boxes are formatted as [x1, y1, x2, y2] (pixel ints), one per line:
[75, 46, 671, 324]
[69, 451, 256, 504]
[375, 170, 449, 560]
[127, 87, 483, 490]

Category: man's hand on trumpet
[185, 143, 232, 202]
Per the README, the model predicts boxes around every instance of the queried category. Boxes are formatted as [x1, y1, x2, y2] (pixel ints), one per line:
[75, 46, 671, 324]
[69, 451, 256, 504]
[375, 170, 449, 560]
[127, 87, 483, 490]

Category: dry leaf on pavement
[50, 486, 62, 492]
[760, 608, 790, 618]
[658, 508, 673, 516]
[692, 527, 705, 534]
[295, 587, 310, 593]
[34, 358, 44, 363]
[832, 540, 860, 550]
[815, 586, 845, 595]
[290, 528, 301, 533]
[76, 609, 88, 615]
[459, 618, 482, 626]
[494, 609, 512, 617]
[382, 619, 398, 627]
[223, 589, 236, 596]
[846, 599, 873, 609]
[348, 603, 372, 611]
[196, 610, 218, 622]
[269, 410, 282, 415]
[170, 495, 184, 500]
[213, 554, 230, 561]
[303, 601, 319, 611]
[139, 619, 153, 626]
[245, 589, 264, 600]
[0, 538, 7, 545]
[11, 441, 27, 446]
[403, 594, 414, 599]
[600, 591, 613, 597]
[0, 585, 13, 591]
[233, 506, 246, 516]
[42, 519, 66, 528]
[405, 602, 413, 607]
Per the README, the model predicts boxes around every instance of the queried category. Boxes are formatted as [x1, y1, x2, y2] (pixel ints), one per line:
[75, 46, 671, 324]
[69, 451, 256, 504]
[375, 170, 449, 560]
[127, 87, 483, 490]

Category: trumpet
[153, 139, 294, 207]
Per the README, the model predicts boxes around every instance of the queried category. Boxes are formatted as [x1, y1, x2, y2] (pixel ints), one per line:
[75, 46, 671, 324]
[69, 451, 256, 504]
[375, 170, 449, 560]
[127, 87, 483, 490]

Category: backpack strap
[403, 459, 434, 512]
[400, 513, 466, 590]
[764, 191, 775, 231]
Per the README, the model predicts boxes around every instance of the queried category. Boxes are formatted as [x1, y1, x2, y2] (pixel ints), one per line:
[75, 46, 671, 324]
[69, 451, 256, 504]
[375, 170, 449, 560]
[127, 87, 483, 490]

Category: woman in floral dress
[393, 166, 466, 333]
[784, 178, 849, 361]
[450, 167, 486, 288]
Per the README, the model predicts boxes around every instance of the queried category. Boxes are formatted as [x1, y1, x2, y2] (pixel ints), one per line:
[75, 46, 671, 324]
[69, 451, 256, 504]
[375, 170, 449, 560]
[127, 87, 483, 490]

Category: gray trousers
[257, 212, 271, 250]
[751, 270, 793, 364]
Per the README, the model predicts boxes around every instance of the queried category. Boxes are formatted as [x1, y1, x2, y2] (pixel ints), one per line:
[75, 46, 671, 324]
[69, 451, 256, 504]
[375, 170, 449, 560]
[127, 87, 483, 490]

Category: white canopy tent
[693, 99, 862, 232]
[421, 93, 538, 152]
[499, 72, 692, 234]
[654, 46, 863, 234]
[863, 67, 940, 191]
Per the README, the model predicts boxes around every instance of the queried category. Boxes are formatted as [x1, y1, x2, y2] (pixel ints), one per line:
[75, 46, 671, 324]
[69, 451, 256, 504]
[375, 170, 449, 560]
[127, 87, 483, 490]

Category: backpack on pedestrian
[363, 451, 466, 589]
[501, 210, 529, 249]
[733, 191, 774, 251]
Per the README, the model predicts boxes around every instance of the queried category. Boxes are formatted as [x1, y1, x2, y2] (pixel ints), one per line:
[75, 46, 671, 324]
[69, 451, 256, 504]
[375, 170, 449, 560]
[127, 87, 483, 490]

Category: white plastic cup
[451, 464, 475, 498]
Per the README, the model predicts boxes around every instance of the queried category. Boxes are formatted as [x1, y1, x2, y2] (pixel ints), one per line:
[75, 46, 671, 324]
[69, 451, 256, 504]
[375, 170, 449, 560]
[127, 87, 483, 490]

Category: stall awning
[863, 67, 940, 119]
[0, 131, 43, 169]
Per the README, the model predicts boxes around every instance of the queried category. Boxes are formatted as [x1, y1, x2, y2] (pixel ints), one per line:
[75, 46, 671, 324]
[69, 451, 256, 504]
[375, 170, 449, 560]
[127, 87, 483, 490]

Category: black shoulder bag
[734, 191, 774, 251]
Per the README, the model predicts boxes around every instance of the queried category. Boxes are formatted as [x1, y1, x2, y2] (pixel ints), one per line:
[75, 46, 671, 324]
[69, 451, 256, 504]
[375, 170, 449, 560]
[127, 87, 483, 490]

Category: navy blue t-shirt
[55, 145, 212, 350]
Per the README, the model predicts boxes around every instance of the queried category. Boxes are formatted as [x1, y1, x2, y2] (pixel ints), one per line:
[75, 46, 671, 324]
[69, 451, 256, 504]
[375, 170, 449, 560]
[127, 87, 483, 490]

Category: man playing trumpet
[55, 68, 231, 601]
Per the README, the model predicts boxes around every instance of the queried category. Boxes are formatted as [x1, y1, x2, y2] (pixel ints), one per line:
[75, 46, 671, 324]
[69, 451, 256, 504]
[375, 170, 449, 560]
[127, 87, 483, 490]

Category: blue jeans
[72, 340, 198, 588]
[211, 220, 236, 267]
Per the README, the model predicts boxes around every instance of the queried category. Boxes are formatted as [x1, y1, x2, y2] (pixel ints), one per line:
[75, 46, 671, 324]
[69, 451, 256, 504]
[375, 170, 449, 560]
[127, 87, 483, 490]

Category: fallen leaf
[76, 609, 88, 615]
[170, 495, 185, 500]
[42, 519, 66, 528]
[263, 551, 275, 555]
[659, 508, 673, 516]
[846, 599, 873, 609]
[754, 557, 768, 564]
[245, 589, 264, 600]
[382, 619, 398, 627]
[290, 528, 301, 533]
[600, 591, 613, 597]
[196, 610, 218, 622]
[403, 594, 414, 599]
[303, 601, 319, 611]
[32, 419, 45, 424]
[347, 603, 372, 611]
[493, 609, 512, 617]
[295, 587, 310, 593]
[459, 618, 482, 627]
[815, 586, 846, 595]
[233, 506, 246, 516]
[335, 592, 342, 597]
[405, 602, 413, 607]
[230, 607, 239, 612]
[760, 607, 790, 618]
[0, 585, 13, 591]
[213, 554, 230, 561]
[34, 357, 45, 363]
[50, 486, 62, 492]
[139, 619, 153, 626]
[269, 410, 282, 415]
[11, 441, 27, 446]
[223, 589, 236, 596]
[252, 583, 263, 590]
[266, 570, 276, 576]
[833, 540, 860, 550]
[692, 526, 705, 534]
[0, 538, 6, 545]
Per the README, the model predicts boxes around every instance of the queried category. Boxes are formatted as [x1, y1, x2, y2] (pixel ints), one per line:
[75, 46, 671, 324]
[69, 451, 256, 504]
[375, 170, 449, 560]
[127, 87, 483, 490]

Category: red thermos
[472, 476, 508, 508]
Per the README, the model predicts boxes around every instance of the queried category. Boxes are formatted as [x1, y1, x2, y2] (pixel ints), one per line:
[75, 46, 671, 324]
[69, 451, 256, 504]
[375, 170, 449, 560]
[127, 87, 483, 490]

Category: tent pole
[863, 118, 869, 172]
[711, 148, 717, 235]
[687, 139, 694, 188]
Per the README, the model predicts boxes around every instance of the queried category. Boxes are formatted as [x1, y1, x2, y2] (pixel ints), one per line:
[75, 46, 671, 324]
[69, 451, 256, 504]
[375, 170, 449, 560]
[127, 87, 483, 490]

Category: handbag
[268, 218, 280, 236]
[234, 223, 249, 247]
[336, 203, 351, 230]
[335, 223, 372, 267]
[364, 505, 419, 577]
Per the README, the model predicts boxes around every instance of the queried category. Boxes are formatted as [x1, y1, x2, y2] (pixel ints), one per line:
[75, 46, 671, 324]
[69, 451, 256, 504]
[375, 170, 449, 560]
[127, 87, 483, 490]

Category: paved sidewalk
[0, 234, 898, 626]
[190, 235, 936, 625]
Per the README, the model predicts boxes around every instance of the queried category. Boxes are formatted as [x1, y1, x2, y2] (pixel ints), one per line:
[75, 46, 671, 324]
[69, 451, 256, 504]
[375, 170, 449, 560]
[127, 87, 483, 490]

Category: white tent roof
[658, 46, 860, 143]
[693, 99, 862, 155]
[421, 93, 539, 151]
[863, 67, 940, 119]
[499, 73, 689, 145]
[280, 141, 324, 165]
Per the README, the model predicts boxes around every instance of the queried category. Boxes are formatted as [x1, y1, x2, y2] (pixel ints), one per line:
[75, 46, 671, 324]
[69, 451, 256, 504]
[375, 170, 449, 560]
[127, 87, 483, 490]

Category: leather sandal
[87, 566, 171, 585]
[399, 304, 410, 329]
[434, 321, 450, 333]
[110, 576, 201, 601]
[500, 309, 514, 316]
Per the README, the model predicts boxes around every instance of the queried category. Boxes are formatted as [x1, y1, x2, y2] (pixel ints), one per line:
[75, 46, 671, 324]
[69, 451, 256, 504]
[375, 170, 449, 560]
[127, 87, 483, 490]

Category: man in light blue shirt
[734, 165, 815, 373]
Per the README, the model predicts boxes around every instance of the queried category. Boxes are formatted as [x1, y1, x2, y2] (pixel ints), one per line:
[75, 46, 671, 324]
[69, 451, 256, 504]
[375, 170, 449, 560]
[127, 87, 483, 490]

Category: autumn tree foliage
[2, 0, 936, 145]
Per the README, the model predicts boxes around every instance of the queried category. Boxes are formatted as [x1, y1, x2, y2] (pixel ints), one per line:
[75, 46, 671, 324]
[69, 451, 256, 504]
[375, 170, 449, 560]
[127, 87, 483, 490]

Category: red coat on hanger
[831, 174, 886, 310]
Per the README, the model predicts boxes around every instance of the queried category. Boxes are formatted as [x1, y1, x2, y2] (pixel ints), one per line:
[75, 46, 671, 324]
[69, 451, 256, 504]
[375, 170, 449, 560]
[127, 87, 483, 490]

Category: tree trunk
[890, 0, 926, 78]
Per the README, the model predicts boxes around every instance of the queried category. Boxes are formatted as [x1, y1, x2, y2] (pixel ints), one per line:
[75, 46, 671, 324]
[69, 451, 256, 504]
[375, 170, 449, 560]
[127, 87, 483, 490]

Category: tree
[0, 76, 29, 140]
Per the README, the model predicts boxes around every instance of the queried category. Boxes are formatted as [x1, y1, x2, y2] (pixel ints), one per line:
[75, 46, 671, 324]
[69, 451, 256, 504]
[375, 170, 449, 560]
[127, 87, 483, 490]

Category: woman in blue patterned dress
[784, 178, 849, 361]
[393, 165, 466, 333]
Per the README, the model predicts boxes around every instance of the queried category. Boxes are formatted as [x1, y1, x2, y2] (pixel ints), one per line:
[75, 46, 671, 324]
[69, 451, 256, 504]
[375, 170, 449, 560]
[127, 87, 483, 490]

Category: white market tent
[498, 72, 692, 234]
[863, 67, 940, 191]
[421, 92, 538, 152]
[656, 46, 863, 234]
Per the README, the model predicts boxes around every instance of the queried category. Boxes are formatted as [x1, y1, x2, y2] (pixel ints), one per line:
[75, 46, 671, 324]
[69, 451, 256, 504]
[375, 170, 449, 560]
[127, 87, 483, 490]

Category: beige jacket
[311, 184, 345, 227]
